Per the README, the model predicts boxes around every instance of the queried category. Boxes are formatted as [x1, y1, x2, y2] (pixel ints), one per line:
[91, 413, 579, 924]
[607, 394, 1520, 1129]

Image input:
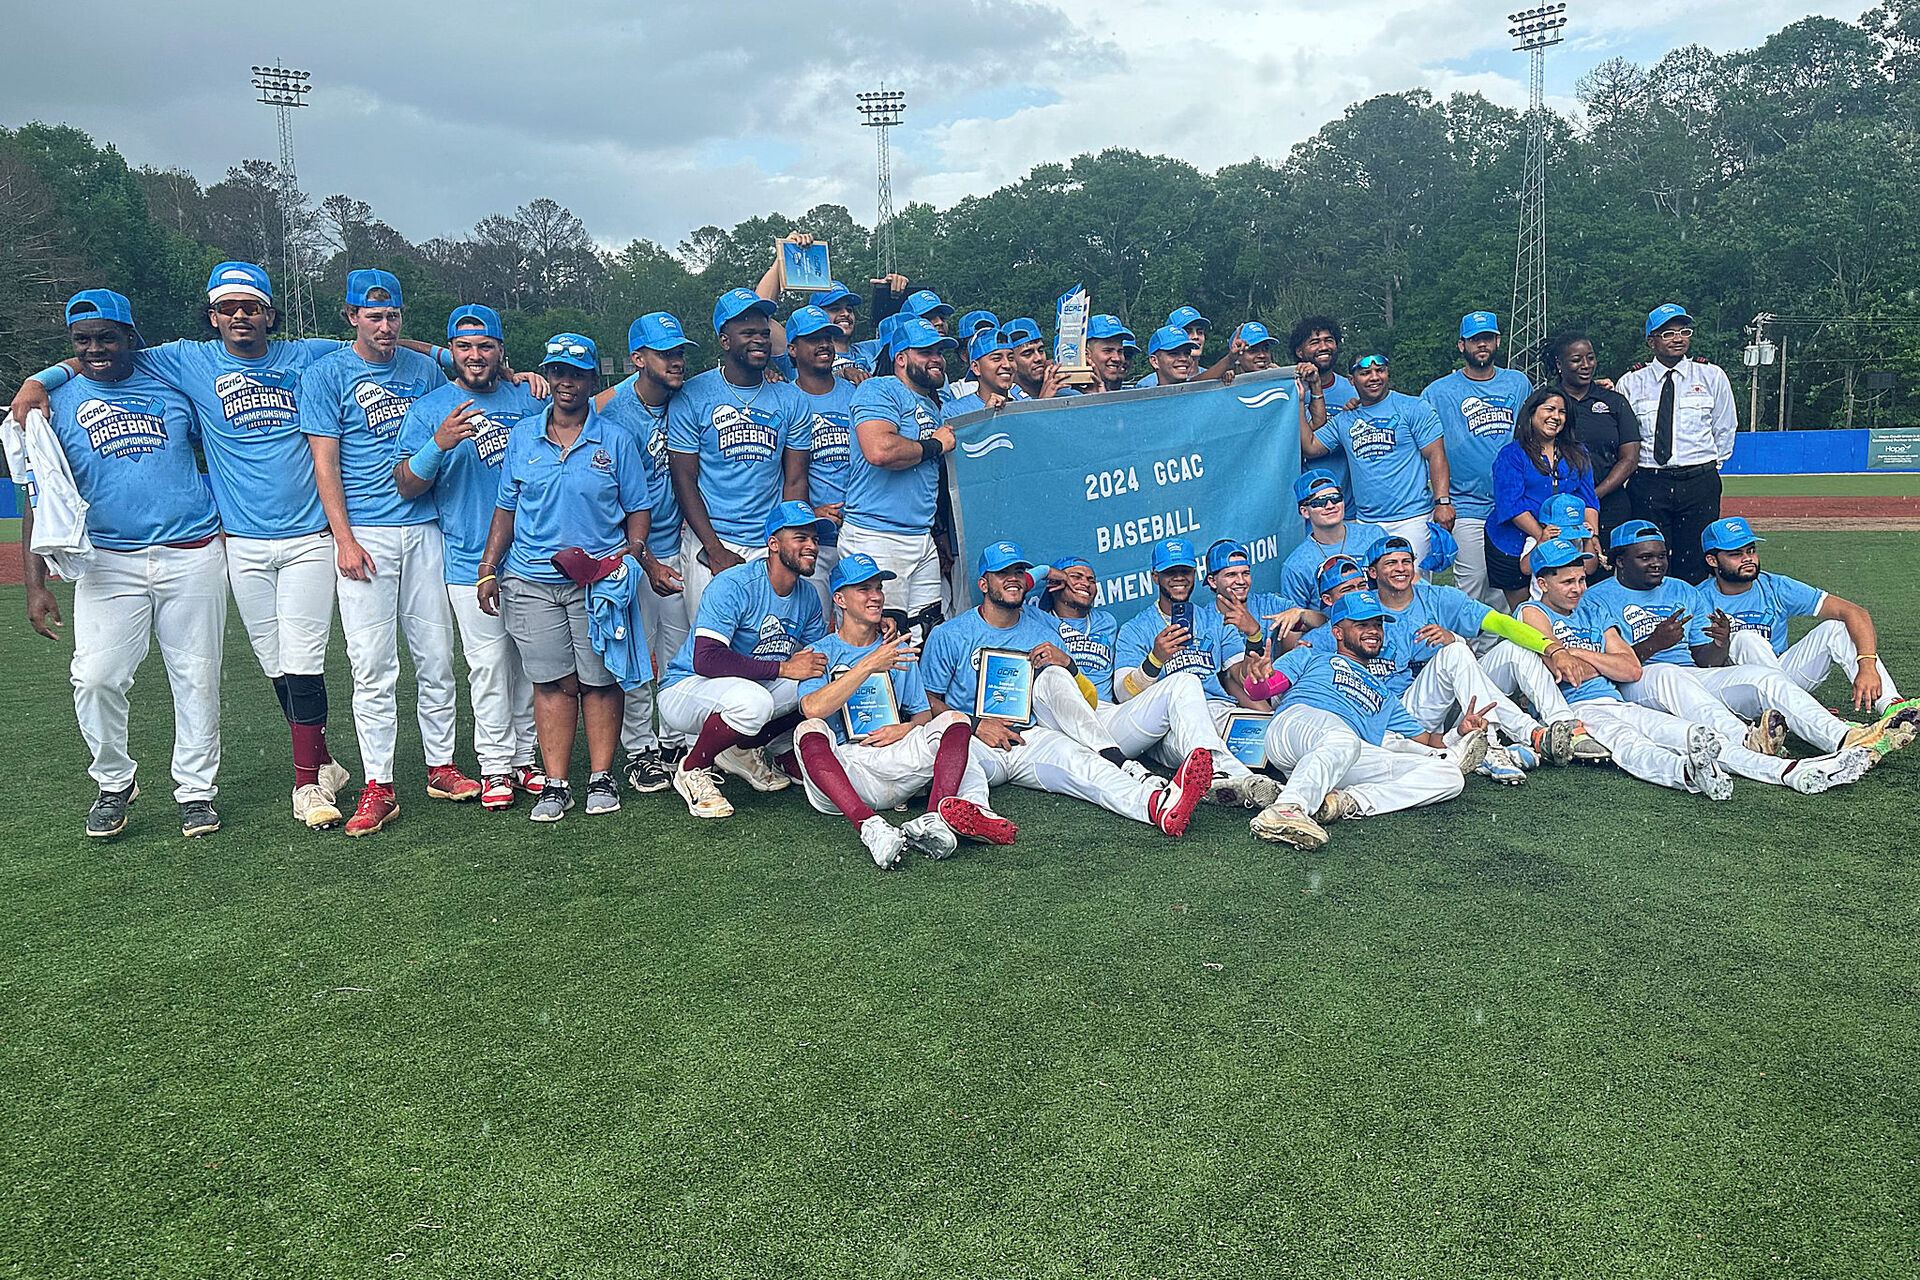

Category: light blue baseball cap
[958, 309, 1000, 337]
[1361, 534, 1415, 565]
[1317, 555, 1366, 596]
[1460, 310, 1500, 339]
[1538, 493, 1588, 532]
[1422, 522, 1459, 572]
[1002, 318, 1042, 346]
[1235, 321, 1274, 347]
[206, 260, 273, 303]
[1052, 555, 1092, 573]
[764, 499, 821, 541]
[977, 540, 1033, 575]
[1088, 314, 1136, 348]
[1151, 537, 1199, 572]
[829, 552, 898, 592]
[1148, 325, 1199, 356]
[784, 305, 840, 341]
[629, 311, 697, 353]
[1168, 305, 1210, 331]
[1702, 516, 1765, 553]
[809, 280, 860, 309]
[1329, 590, 1391, 625]
[540, 332, 597, 371]
[346, 268, 404, 308]
[1646, 303, 1693, 336]
[894, 316, 957, 354]
[902, 289, 952, 320]
[1610, 518, 1665, 549]
[713, 288, 777, 333]
[968, 327, 1015, 362]
[1294, 469, 1341, 504]
[447, 304, 504, 341]
[64, 289, 143, 346]
[1204, 539, 1250, 575]
[1531, 537, 1587, 572]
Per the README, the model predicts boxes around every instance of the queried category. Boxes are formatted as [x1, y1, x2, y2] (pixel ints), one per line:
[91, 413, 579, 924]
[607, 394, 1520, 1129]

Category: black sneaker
[86, 783, 137, 838]
[179, 799, 221, 838]
[625, 749, 673, 794]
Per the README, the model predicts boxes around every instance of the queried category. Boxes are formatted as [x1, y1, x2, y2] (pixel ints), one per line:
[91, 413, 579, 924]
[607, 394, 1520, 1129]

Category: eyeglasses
[1304, 492, 1344, 509]
[1657, 326, 1695, 338]
[213, 299, 266, 317]
[545, 341, 591, 358]
[1350, 355, 1389, 370]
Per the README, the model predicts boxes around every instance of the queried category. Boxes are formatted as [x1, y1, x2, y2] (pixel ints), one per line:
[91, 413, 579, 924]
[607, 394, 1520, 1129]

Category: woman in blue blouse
[1488, 386, 1600, 604]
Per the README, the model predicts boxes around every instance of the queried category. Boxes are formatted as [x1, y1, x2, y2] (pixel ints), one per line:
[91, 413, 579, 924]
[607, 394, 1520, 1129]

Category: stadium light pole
[857, 88, 906, 277]
[1507, 4, 1567, 381]
[251, 62, 313, 336]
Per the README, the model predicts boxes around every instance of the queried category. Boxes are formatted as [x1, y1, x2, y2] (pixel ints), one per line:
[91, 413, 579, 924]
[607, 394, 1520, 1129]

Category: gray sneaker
[530, 781, 574, 823]
[86, 783, 137, 838]
[179, 799, 221, 838]
[585, 773, 622, 815]
[624, 749, 673, 794]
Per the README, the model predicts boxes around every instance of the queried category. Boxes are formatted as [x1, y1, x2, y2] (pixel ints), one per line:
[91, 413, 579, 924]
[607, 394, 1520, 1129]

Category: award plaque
[1053, 285, 1095, 387]
[840, 670, 902, 742]
[779, 240, 832, 294]
[1222, 712, 1272, 769]
[976, 648, 1036, 726]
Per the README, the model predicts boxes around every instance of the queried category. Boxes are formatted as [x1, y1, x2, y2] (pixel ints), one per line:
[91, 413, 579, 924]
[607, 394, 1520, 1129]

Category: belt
[165, 535, 220, 550]
[1635, 462, 1717, 479]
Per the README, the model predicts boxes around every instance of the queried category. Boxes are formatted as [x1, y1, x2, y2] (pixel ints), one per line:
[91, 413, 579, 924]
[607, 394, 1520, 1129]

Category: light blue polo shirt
[42, 372, 221, 551]
[298, 345, 444, 528]
[495, 407, 651, 584]
[394, 379, 539, 584]
[1314, 392, 1445, 524]
[845, 376, 945, 537]
[1420, 367, 1533, 520]
[665, 367, 811, 546]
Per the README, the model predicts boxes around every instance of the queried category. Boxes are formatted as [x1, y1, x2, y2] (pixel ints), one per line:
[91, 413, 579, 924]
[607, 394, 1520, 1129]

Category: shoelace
[589, 778, 617, 796]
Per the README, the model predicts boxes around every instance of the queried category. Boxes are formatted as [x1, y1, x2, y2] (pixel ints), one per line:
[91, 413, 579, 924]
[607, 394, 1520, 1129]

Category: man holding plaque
[794, 553, 1018, 869]
[920, 541, 1214, 837]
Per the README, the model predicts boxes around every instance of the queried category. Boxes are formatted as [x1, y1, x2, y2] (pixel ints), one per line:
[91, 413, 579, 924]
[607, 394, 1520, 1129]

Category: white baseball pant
[1261, 704, 1462, 817]
[447, 584, 536, 775]
[1400, 641, 1556, 743]
[1565, 696, 1705, 792]
[659, 673, 800, 739]
[837, 524, 944, 614]
[335, 523, 458, 783]
[971, 725, 1158, 823]
[225, 531, 334, 677]
[621, 547, 693, 754]
[1448, 514, 1502, 606]
[677, 527, 764, 620]
[1616, 664, 1797, 785]
[794, 710, 991, 815]
[1729, 622, 1900, 714]
[1476, 640, 1579, 724]
[1688, 664, 1847, 752]
[1093, 674, 1252, 779]
[71, 541, 227, 801]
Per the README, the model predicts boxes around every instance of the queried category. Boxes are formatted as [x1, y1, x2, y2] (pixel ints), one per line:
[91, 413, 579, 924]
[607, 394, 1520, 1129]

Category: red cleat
[937, 796, 1018, 845]
[344, 781, 400, 837]
[480, 774, 516, 810]
[426, 763, 482, 802]
[1150, 748, 1212, 837]
[514, 765, 545, 795]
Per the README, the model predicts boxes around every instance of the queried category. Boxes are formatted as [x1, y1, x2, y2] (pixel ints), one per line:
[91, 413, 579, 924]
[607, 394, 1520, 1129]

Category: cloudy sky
[2, 0, 1860, 251]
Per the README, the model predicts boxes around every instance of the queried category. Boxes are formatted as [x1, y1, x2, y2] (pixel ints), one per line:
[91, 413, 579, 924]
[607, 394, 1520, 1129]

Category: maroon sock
[926, 719, 973, 809]
[798, 734, 876, 826]
[290, 723, 329, 787]
[683, 714, 746, 772]
[741, 710, 803, 749]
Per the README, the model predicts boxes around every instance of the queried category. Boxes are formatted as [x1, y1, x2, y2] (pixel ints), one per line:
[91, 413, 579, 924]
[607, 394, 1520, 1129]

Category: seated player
[658, 502, 830, 819]
[1204, 538, 1312, 659]
[1694, 517, 1913, 723]
[794, 554, 1017, 869]
[919, 541, 1212, 836]
[1581, 521, 1884, 789]
[1113, 538, 1269, 731]
[1247, 591, 1490, 849]
[1279, 470, 1388, 608]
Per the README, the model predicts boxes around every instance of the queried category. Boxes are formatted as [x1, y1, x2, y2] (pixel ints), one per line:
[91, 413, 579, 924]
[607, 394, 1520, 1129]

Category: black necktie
[1654, 368, 1675, 466]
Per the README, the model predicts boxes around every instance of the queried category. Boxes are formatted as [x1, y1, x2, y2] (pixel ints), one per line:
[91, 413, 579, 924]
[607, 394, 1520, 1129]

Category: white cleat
[1783, 746, 1873, 795]
[317, 759, 351, 801]
[292, 782, 342, 830]
[1475, 745, 1528, 786]
[900, 811, 958, 861]
[1249, 801, 1329, 849]
[1312, 788, 1363, 823]
[1683, 724, 1734, 801]
[859, 815, 906, 869]
[715, 745, 791, 792]
[1119, 758, 1166, 789]
[1206, 771, 1280, 809]
[1450, 729, 1489, 776]
[672, 765, 734, 818]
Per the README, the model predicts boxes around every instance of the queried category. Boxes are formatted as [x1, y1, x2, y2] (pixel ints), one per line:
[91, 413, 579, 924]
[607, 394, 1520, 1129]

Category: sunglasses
[1304, 492, 1344, 509]
[545, 341, 591, 358]
[1350, 355, 1389, 371]
[213, 299, 266, 317]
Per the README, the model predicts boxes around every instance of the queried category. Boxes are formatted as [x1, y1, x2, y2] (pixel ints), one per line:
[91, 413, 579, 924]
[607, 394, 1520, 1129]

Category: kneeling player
[794, 554, 1017, 868]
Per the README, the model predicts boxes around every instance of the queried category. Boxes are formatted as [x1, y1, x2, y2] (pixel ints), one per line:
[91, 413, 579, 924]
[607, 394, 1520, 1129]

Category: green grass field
[3, 532, 1916, 1278]
[1721, 472, 1920, 496]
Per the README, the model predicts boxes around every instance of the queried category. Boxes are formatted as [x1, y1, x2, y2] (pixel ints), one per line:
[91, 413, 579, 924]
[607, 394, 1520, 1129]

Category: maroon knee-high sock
[290, 723, 330, 787]
[740, 710, 803, 749]
[926, 719, 973, 809]
[798, 734, 876, 827]
[683, 714, 746, 771]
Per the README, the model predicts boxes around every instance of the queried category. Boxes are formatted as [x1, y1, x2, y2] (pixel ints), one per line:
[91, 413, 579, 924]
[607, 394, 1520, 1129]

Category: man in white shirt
[1615, 303, 1738, 584]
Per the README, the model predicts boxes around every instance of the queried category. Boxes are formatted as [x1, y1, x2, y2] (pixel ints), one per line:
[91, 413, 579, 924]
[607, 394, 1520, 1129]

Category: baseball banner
[945, 369, 1305, 621]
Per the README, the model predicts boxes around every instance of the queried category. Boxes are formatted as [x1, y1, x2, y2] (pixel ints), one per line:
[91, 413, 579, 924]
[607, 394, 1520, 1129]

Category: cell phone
[1171, 600, 1193, 633]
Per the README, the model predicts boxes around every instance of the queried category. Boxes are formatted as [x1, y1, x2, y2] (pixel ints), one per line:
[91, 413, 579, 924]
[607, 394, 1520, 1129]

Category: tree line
[6, 4, 1920, 430]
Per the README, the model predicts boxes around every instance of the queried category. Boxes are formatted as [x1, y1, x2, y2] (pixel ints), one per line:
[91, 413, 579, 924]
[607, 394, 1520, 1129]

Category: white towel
[2, 409, 93, 581]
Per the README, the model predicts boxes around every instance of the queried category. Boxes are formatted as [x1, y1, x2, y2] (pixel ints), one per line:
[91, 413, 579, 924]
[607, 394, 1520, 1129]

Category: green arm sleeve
[1481, 609, 1550, 654]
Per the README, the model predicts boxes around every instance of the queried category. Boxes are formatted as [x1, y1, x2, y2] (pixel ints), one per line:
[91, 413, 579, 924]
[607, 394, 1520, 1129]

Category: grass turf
[2, 531, 1916, 1278]
[1722, 472, 1920, 496]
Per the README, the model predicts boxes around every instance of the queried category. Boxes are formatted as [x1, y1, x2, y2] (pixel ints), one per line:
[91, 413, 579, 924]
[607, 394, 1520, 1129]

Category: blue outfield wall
[1724, 428, 1920, 474]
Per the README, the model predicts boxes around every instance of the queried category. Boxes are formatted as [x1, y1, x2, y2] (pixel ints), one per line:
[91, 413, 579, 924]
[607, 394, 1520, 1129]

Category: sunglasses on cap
[1303, 491, 1343, 509]
[213, 298, 266, 317]
[1350, 354, 1389, 371]
[545, 340, 591, 358]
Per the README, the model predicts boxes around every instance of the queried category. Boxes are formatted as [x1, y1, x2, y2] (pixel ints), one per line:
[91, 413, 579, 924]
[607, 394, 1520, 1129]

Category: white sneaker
[900, 811, 958, 860]
[1249, 801, 1329, 849]
[317, 759, 351, 800]
[859, 815, 905, 869]
[1783, 746, 1873, 795]
[1312, 788, 1362, 823]
[1119, 759, 1165, 788]
[292, 782, 342, 830]
[673, 765, 734, 818]
[1683, 724, 1734, 801]
[1205, 771, 1279, 808]
[715, 745, 791, 792]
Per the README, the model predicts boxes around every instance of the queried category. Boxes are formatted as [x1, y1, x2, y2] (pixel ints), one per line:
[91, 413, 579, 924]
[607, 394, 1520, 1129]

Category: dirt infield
[0, 545, 20, 586]
[1722, 495, 1920, 533]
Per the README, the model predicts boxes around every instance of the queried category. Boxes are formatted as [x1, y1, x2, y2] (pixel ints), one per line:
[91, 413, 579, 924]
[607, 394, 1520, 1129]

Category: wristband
[1856, 654, 1877, 663]
[32, 363, 73, 393]
[409, 437, 448, 480]
[477, 574, 496, 585]
[919, 435, 944, 463]
[1142, 653, 1164, 677]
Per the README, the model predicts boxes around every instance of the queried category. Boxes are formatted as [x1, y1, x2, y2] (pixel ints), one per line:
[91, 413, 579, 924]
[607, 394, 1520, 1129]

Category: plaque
[1222, 712, 1272, 769]
[1053, 285, 1095, 388]
[975, 647, 1035, 726]
[840, 670, 901, 742]
[779, 240, 833, 294]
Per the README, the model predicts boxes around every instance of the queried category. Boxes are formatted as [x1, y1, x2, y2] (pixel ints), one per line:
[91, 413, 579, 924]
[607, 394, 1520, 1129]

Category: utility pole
[1506, 4, 1567, 380]
[1742, 312, 1774, 432]
[857, 88, 906, 277]
[251, 62, 313, 336]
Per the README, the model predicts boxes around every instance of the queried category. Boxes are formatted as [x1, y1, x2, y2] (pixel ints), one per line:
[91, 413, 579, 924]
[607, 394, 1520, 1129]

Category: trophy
[1052, 285, 1096, 388]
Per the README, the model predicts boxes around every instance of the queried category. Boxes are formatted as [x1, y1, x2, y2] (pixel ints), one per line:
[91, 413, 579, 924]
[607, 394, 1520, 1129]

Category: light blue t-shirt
[1694, 573, 1826, 655]
[42, 372, 221, 551]
[1314, 392, 1445, 524]
[1382, 582, 1493, 672]
[1580, 577, 1708, 666]
[1035, 604, 1119, 695]
[1113, 600, 1247, 702]
[1304, 373, 1357, 493]
[799, 631, 932, 744]
[1269, 645, 1420, 746]
[845, 376, 945, 537]
[662, 558, 827, 687]
[1280, 520, 1387, 605]
[298, 345, 444, 528]
[393, 379, 538, 584]
[597, 376, 680, 562]
[1515, 599, 1618, 704]
[495, 407, 651, 584]
[942, 391, 997, 417]
[798, 378, 856, 547]
[131, 336, 342, 539]
[919, 606, 1069, 716]
[1420, 367, 1533, 520]
[665, 368, 811, 547]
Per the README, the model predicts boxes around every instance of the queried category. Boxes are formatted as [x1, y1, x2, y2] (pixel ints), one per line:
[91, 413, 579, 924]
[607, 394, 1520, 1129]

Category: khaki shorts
[499, 575, 613, 686]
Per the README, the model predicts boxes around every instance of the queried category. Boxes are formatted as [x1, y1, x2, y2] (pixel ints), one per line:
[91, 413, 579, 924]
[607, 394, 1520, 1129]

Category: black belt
[1635, 462, 1717, 479]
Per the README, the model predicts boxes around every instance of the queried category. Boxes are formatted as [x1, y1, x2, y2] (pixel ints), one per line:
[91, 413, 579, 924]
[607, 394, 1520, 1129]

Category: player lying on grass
[793, 553, 1017, 869]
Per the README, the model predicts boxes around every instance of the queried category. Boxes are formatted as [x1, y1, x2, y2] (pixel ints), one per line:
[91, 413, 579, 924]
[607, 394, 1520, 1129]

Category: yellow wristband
[477, 574, 496, 585]
[1856, 654, 1876, 663]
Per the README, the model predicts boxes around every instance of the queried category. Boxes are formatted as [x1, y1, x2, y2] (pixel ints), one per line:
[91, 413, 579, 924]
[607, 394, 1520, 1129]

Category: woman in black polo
[1545, 332, 1640, 540]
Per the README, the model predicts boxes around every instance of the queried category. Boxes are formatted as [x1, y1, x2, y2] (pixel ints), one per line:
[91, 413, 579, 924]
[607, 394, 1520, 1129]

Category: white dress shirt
[1615, 357, 1738, 468]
